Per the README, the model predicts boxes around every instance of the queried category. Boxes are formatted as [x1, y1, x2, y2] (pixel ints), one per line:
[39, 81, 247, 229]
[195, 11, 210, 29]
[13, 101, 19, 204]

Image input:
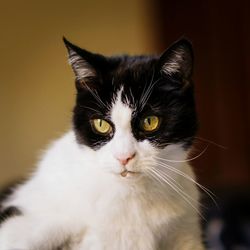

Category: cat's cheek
[136, 140, 159, 172]
[95, 143, 122, 174]
[137, 140, 158, 158]
[159, 143, 188, 163]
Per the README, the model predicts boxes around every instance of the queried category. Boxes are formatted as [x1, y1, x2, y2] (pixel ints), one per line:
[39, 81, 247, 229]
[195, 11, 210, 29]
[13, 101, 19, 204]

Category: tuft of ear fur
[159, 39, 194, 83]
[63, 37, 107, 90]
[63, 37, 96, 81]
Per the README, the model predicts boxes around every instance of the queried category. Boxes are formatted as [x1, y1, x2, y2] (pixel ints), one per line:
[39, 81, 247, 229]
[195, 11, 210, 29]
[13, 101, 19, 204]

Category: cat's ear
[159, 39, 193, 84]
[63, 37, 105, 88]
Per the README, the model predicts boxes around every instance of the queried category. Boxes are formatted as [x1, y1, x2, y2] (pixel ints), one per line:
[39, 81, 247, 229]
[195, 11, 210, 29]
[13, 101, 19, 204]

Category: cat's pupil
[146, 118, 151, 125]
[99, 119, 102, 127]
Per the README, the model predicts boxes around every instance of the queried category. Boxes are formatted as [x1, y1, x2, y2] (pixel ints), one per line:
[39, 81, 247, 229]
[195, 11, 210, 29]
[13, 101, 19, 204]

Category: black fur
[64, 38, 198, 150]
[0, 182, 22, 226]
[0, 206, 21, 225]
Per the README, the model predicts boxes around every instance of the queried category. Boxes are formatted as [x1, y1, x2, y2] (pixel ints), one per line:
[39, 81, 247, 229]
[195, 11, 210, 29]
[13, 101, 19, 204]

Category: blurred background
[0, 0, 249, 248]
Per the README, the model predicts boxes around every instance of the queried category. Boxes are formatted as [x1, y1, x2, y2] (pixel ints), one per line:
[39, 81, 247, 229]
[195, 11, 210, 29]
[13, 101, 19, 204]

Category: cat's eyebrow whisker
[154, 161, 218, 208]
[149, 168, 206, 220]
[155, 145, 209, 163]
[84, 84, 108, 109]
[79, 105, 102, 114]
[140, 79, 160, 110]
[139, 72, 153, 107]
[139, 78, 160, 111]
[139, 70, 159, 110]
[140, 71, 154, 104]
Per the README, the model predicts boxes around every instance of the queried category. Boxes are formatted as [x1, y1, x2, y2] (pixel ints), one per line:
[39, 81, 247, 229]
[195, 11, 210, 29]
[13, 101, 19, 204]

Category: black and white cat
[0, 38, 204, 250]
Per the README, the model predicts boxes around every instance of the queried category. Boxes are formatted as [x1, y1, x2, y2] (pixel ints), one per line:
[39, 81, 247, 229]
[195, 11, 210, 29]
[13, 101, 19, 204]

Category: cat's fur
[0, 38, 204, 250]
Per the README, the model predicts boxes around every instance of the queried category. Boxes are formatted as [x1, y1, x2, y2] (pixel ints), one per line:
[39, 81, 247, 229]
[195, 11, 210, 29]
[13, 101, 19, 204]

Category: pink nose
[116, 153, 136, 166]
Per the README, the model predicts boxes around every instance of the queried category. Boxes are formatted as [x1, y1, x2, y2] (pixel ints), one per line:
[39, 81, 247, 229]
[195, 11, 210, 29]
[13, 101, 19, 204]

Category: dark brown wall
[153, 0, 250, 188]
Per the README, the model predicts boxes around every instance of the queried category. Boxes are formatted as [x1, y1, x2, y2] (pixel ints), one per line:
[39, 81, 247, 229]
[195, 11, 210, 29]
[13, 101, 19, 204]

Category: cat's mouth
[120, 170, 140, 177]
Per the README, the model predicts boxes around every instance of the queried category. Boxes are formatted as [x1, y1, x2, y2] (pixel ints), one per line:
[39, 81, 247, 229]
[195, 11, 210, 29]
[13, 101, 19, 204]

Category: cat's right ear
[63, 37, 105, 89]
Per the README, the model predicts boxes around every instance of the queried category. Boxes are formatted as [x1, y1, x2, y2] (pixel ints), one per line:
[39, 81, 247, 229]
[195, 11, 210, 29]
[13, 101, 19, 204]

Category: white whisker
[142, 158, 217, 207]
[145, 168, 166, 186]
[84, 84, 108, 109]
[149, 168, 205, 220]
[154, 161, 218, 208]
[139, 70, 154, 107]
[139, 70, 161, 111]
[154, 167, 206, 209]
[80, 105, 102, 114]
[155, 145, 209, 163]
[194, 136, 227, 150]
[140, 79, 160, 111]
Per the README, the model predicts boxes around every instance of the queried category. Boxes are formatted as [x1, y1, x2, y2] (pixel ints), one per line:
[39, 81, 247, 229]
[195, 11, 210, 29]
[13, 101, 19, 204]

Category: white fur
[0, 89, 204, 250]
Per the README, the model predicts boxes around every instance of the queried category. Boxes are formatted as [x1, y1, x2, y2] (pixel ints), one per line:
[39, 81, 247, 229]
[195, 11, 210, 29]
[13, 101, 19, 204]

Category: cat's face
[64, 38, 197, 178]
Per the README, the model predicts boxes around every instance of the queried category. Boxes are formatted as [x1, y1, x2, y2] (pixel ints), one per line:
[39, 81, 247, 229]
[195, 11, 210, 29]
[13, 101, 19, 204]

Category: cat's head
[64, 38, 197, 179]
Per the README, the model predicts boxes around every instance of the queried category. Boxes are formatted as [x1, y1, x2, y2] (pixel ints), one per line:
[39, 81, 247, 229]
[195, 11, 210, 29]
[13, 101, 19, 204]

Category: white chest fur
[0, 132, 203, 250]
[73, 178, 181, 250]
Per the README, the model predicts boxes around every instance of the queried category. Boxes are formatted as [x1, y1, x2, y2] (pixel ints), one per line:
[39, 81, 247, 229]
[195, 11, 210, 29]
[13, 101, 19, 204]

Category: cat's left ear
[159, 39, 194, 84]
[63, 37, 106, 88]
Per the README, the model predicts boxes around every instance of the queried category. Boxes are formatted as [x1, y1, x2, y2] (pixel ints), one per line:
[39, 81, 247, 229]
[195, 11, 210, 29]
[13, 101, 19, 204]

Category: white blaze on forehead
[111, 89, 133, 131]
[110, 89, 136, 159]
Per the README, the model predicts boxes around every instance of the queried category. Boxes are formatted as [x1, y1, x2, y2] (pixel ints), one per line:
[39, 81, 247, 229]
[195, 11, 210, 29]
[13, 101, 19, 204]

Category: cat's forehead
[102, 57, 159, 110]
[111, 56, 157, 84]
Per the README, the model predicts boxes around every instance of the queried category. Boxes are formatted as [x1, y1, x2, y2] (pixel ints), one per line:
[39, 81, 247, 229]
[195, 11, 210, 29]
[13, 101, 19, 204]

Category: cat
[0, 38, 204, 250]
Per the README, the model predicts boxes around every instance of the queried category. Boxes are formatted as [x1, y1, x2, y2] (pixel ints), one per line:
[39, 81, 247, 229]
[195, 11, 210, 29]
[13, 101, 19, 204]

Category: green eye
[92, 119, 112, 135]
[141, 116, 160, 132]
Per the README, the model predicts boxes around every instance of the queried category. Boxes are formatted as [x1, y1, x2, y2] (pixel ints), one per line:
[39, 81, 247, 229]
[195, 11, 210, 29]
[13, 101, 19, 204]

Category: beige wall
[0, 0, 156, 188]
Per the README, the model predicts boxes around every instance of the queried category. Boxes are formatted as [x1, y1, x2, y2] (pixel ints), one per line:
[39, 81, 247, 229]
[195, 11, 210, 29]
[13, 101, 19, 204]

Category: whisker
[140, 78, 154, 106]
[79, 105, 102, 114]
[132, 158, 217, 209]
[139, 70, 155, 107]
[155, 169, 204, 207]
[155, 145, 209, 163]
[154, 161, 218, 208]
[139, 70, 162, 111]
[145, 168, 166, 187]
[140, 79, 160, 111]
[143, 158, 217, 205]
[194, 136, 227, 150]
[149, 168, 206, 220]
[153, 167, 206, 208]
[84, 84, 108, 109]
